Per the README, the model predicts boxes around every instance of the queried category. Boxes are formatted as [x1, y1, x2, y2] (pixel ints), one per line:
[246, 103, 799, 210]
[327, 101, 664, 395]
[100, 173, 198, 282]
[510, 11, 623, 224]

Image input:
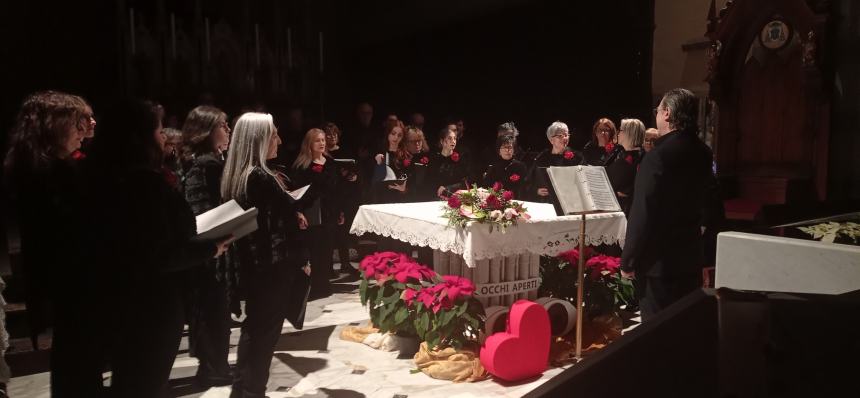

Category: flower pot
[536, 297, 577, 337]
[479, 305, 510, 344]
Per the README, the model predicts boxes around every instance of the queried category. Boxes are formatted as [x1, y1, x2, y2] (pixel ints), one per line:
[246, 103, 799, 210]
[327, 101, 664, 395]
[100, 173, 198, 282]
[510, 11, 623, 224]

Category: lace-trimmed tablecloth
[350, 201, 627, 267]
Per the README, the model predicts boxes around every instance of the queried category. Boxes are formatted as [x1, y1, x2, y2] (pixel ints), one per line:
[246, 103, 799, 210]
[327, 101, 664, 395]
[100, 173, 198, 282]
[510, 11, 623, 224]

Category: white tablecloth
[350, 201, 627, 267]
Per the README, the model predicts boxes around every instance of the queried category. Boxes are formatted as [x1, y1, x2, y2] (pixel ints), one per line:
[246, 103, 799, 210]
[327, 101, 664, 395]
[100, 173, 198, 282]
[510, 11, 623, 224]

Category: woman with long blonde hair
[221, 112, 308, 398]
[292, 128, 345, 298]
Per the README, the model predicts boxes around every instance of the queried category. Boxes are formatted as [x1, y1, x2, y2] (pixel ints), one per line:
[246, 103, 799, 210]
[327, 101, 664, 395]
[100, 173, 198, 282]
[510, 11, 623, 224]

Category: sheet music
[581, 167, 620, 211]
[194, 199, 258, 241]
[288, 184, 310, 201]
[546, 166, 586, 214]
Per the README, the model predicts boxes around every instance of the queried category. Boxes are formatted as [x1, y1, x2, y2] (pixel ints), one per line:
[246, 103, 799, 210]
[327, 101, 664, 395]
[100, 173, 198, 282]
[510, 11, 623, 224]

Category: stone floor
[7, 265, 640, 398]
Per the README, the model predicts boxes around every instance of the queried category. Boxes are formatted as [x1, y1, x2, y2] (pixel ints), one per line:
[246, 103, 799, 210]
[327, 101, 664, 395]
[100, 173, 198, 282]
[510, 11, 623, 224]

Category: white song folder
[547, 165, 621, 214]
[193, 199, 258, 241]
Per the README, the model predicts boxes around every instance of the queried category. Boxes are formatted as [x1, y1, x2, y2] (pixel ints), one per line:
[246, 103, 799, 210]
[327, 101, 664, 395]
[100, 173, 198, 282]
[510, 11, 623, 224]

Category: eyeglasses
[653, 107, 663, 116]
[552, 133, 570, 139]
[500, 145, 514, 151]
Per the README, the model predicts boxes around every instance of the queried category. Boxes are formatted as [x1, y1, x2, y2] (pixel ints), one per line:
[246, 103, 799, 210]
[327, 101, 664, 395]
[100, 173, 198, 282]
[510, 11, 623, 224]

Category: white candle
[205, 17, 210, 62]
[129, 8, 136, 55]
[170, 13, 176, 59]
[319, 31, 324, 73]
[287, 27, 293, 69]
[255, 23, 260, 67]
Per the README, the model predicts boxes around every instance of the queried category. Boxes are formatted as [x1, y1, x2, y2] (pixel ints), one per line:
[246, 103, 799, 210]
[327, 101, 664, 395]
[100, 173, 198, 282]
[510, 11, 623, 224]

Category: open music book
[288, 184, 310, 201]
[193, 199, 258, 241]
[547, 166, 621, 214]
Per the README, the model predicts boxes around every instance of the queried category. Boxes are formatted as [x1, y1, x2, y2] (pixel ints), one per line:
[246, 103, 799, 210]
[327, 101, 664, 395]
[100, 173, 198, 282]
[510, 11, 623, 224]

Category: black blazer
[481, 157, 527, 199]
[621, 129, 715, 277]
[527, 148, 584, 215]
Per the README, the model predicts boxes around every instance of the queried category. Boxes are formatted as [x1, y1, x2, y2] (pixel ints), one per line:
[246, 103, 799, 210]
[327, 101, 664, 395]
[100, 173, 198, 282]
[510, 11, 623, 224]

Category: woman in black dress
[82, 99, 233, 397]
[428, 127, 470, 199]
[582, 117, 623, 166]
[323, 122, 361, 277]
[4, 91, 102, 396]
[403, 126, 432, 202]
[292, 128, 345, 297]
[181, 105, 234, 387]
[605, 118, 645, 215]
[221, 112, 306, 398]
[371, 121, 409, 203]
[481, 135, 527, 199]
[528, 121, 584, 215]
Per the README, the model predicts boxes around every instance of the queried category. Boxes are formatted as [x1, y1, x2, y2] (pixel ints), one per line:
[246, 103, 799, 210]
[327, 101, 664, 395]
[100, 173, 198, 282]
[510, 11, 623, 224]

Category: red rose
[420, 156, 429, 165]
[71, 150, 86, 160]
[563, 151, 574, 160]
[604, 143, 615, 154]
[509, 173, 521, 182]
[485, 194, 501, 210]
[625, 154, 634, 165]
[502, 190, 514, 201]
[492, 182, 503, 192]
[450, 151, 460, 162]
[311, 163, 324, 173]
[403, 158, 412, 167]
[447, 196, 462, 208]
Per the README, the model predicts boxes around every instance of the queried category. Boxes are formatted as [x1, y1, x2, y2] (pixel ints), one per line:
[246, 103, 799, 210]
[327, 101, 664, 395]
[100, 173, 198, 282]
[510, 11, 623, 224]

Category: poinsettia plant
[539, 247, 635, 318]
[441, 183, 530, 232]
[359, 252, 435, 336]
[404, 275, 483, 350]
[358, 252, 484, 349]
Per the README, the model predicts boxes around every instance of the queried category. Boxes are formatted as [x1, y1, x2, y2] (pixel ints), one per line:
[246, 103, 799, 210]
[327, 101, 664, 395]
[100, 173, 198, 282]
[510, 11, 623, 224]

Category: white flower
[489, 210, 503, 221]
[503, 207, 519, 220]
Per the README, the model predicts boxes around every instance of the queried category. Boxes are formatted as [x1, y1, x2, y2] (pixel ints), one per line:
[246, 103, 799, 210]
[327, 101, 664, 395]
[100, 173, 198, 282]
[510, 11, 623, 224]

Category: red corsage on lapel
[450, 151, 460, 162]
[604, 143, 615, 154]
[563, 151, 574, 160]
[509, 173, 521, 182]
[311, 163, 324, 173]
[420, 156, 429, 165]
[403, 158, 412, 167]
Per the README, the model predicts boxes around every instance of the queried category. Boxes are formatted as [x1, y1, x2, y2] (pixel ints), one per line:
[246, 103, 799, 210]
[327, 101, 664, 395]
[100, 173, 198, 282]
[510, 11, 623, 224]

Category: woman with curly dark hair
[3, 90, 98, 396]
[180, 105, 234, 387]
[81, 99, 232, 397]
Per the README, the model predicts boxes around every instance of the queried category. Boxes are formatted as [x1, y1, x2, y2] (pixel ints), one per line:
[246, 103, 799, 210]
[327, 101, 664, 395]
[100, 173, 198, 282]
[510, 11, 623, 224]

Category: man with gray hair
[620, 88, 714, 320]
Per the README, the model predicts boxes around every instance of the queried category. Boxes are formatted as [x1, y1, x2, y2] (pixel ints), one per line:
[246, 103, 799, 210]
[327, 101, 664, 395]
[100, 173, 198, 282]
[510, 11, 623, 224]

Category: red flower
[604, 143, 615, 154]
[585, 255, 621, 280]
[492, 182, 503, 192]
[391, 261, 435, 283]
[403, 288, 419, 307]
[403, 158, 412, 167]
[447, 195, 462, 208]
[71, 150, 86, 160]
[420, 156, 429, 165]
[502, 190, 514, 201]
[450, 151, 460, 162]
[563, 151, 574, 160]
[625, 154, 634, 165]
[358, 251, 411, 280]
[439, 275, 476, 301]
[557, 247, 595, 266]
[485, 194, 501, 210]
[509, 173, 521, 182]
[311, 163, 324, 173]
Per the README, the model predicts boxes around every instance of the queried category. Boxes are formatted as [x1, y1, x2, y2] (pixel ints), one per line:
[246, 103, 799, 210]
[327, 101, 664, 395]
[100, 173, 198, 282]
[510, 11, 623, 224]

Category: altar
[350, 201, 627, 306]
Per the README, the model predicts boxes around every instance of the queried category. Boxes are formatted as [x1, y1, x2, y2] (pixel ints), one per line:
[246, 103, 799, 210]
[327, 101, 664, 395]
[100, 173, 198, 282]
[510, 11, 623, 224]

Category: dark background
[0, 0, 655, 154]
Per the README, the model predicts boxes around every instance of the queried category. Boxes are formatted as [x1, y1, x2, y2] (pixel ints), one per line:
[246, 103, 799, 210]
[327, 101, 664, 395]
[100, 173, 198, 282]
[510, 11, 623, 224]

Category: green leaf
[394, 307, 409, 325]
[359, 279, 369, 304]
[410, 369, 423, 374]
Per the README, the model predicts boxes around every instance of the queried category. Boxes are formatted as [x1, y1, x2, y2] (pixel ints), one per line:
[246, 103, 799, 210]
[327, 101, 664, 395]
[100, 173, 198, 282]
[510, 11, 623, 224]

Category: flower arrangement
[798, 220, 860, 245]
[441, 184, 530, 232]
[539, 247, 635, 318]
[358, 252, 484, 349]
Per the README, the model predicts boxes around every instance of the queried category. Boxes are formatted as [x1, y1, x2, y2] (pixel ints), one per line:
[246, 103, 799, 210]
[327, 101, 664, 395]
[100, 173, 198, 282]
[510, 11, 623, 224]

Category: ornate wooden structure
[706, 0, 831, 207]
